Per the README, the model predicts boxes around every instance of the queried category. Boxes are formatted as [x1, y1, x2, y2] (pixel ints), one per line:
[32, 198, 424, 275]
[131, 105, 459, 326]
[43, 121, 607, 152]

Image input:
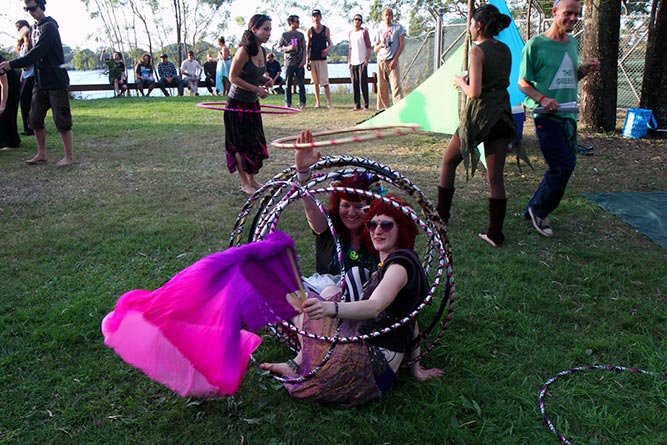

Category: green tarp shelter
[359, 0, 525, 136]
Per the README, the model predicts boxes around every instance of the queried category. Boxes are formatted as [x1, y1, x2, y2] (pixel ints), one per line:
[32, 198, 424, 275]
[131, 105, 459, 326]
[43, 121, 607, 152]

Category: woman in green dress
[437, 4, 516, 248]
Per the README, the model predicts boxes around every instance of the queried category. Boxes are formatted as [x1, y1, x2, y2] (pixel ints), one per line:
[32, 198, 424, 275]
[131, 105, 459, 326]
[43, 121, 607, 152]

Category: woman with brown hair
[437, 4, 516, 248]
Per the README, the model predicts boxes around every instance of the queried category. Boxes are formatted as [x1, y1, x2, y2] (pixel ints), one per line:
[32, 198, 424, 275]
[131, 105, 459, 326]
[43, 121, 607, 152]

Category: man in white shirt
[348, 13, 372, 110]
[180, 50, 202, 96]
[373, 7, 405, 110]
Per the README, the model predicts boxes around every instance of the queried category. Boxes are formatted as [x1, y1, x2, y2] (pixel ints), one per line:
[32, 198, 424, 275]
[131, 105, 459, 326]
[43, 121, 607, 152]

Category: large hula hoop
[539, 364, 664, 445]
[229, 155, 455, 383]
[270, 124, 420, 149]
[196, 102, 301, 114]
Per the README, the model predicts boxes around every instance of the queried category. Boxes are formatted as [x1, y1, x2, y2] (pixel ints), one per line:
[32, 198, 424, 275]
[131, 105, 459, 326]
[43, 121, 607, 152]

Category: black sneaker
[528, 207, 554, 237]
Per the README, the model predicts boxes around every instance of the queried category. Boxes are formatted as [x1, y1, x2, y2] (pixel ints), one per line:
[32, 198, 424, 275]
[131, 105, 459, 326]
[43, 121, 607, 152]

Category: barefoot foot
[259, 362, 296, 377]
[25, 155, 47, 164]
[56, 157, 75, 167]
[240, 185, 257, 195]
[478, 232, 502, 248]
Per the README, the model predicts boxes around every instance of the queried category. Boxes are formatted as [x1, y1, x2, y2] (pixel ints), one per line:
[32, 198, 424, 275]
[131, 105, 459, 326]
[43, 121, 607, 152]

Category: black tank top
[309, 26, 328, 61]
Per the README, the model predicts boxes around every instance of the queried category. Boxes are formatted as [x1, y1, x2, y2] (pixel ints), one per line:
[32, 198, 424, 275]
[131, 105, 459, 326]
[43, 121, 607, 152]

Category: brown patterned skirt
[284, 295, 396, 406]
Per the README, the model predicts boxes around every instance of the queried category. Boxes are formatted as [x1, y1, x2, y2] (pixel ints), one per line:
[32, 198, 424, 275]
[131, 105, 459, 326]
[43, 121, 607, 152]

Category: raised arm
[294, 130, 327, 234]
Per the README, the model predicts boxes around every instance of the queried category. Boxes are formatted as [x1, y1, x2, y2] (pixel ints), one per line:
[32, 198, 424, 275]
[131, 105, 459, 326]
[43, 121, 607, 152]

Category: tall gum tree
[82, 0, 230, 65]
[580, 0, 622, 131]
[640, 0, 667, 127]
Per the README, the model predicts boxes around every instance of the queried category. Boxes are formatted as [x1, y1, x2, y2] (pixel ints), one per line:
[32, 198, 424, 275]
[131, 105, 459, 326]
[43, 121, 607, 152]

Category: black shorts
[485, 119, 514, 141]
[29, 88, 72, 132]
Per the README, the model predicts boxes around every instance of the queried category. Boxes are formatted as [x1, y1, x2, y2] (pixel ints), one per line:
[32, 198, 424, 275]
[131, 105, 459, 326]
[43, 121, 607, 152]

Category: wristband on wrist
[297, 168, 311, 183]
[537, 95, 546, 104]
[332, 301, 339, 318]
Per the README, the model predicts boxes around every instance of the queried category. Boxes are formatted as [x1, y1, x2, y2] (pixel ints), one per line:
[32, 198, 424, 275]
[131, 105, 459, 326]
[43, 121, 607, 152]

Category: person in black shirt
[306, 9, 333, 108]
[202, 53, 219, 95]
[265, 52, 284, 94]
[0, 54, 22, 150]
[0, 0, 74, 166]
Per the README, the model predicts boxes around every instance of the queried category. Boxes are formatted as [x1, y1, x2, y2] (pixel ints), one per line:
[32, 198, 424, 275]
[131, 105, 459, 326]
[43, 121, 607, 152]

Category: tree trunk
[640, 0, 667, 127]
[580, 0, 621, 131]
[173, 0, 183, 65]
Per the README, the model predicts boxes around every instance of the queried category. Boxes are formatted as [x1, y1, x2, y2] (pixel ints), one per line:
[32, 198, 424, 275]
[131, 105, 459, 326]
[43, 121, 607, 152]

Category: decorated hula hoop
[539, 365, 665, 444]
[270, 124, 421, 149]
[196, 102, 301, 114]
[229, 156, 455, 382]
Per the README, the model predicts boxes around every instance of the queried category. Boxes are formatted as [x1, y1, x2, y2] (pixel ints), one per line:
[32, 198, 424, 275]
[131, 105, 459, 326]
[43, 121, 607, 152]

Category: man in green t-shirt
[518, 0, 599, 238]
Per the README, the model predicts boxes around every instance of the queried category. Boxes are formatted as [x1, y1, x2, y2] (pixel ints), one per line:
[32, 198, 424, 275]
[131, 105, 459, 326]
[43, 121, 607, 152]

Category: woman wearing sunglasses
[261, 194, 443, 406]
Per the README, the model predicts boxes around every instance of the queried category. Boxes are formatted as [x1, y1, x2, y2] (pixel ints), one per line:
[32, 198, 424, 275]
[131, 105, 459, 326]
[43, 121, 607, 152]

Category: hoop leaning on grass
[539, 364, 665, 444]
[196, 102, 301, 114]
[270, 124, 421, 150]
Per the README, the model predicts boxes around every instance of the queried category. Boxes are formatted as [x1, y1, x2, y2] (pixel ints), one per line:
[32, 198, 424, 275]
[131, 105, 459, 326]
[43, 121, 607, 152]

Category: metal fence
[399, 13, 650, 109]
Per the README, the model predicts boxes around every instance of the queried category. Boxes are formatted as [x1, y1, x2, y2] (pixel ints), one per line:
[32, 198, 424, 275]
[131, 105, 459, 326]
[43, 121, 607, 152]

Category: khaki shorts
[309, 60, 329, 85]
[29, 88, 73, 132]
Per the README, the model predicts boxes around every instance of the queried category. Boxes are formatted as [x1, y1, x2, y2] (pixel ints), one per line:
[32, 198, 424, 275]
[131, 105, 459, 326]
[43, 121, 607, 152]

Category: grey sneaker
[528, 207, 554, 237]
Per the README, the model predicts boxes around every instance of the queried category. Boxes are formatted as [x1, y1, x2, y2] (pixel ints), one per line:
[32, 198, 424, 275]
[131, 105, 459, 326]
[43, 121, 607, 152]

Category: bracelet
[296, 167, 310, 174]
[537, 95, 546, 104]
[332, 301, 339, 318]
[296, 169, 311, 183]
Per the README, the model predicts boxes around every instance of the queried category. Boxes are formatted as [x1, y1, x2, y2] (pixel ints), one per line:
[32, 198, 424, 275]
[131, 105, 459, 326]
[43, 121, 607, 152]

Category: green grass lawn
[1, 94, 666, 445]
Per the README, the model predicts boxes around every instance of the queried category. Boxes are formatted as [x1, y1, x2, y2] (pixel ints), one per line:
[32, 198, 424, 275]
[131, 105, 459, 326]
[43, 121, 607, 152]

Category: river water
[70, 63, 378, 100]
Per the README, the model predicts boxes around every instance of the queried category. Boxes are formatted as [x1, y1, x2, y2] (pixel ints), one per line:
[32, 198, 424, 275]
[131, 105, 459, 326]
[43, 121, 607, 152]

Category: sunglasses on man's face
[366, 220, 395, 233]
[24, 5, 39, 12]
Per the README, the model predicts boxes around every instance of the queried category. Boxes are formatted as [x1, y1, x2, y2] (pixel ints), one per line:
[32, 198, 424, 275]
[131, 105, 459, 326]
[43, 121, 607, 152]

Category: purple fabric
[102, 230, 302, 396]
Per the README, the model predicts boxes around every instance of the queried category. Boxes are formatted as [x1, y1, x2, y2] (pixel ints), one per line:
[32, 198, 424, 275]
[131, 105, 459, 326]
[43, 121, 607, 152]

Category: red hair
[364, 194, 419, 255]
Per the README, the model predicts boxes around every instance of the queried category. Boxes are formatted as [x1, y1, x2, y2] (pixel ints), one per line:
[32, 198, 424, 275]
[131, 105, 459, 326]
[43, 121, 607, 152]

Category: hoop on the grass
[229, 155, 454, 383]
[270, 124, 421, 149]
[539, 365, 664, 444]
[196, 102, 301, 114]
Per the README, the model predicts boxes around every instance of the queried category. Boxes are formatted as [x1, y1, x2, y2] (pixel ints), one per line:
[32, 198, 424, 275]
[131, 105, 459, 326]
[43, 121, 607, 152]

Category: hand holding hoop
[271, 124, 421, 150]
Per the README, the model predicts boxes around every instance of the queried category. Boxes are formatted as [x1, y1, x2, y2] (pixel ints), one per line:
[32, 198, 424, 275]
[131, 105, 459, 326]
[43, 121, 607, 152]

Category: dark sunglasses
[353, 18, 361, 21]
[366, 220, 395, 232]
[24, 5, 39, 12]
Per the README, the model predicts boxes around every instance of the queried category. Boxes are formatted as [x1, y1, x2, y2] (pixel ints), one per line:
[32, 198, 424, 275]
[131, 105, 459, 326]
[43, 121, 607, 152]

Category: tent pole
[460, 0, 475, 120]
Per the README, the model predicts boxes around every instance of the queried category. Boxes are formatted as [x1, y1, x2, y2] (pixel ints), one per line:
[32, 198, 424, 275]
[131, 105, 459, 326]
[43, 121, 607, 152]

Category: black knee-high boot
[479, 198, 507, 247]
[436, 186, 455, 224]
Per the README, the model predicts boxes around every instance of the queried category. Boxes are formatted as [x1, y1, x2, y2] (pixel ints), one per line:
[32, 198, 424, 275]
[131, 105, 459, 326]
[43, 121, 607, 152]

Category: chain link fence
[398, 13, 649, 109]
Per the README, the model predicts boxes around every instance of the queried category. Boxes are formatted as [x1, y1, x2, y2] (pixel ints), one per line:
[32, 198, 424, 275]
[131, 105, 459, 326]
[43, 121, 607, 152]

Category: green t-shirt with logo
[520, 34, 579, 119]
